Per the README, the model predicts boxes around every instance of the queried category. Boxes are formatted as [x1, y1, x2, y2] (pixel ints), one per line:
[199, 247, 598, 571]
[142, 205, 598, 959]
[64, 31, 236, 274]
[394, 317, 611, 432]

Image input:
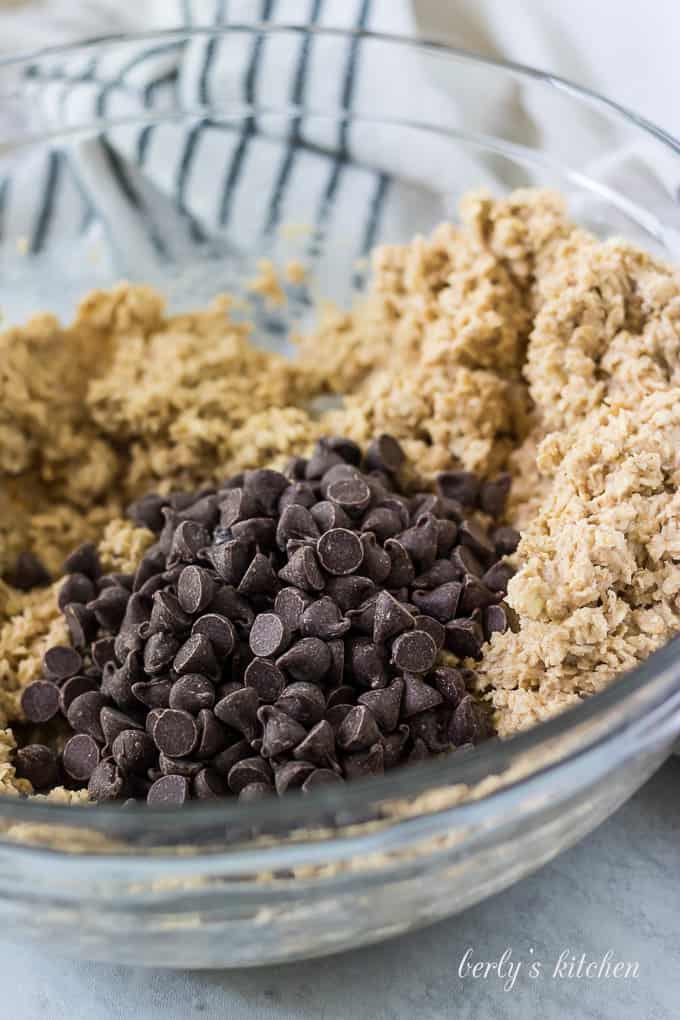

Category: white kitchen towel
[2, 0, 679, 271]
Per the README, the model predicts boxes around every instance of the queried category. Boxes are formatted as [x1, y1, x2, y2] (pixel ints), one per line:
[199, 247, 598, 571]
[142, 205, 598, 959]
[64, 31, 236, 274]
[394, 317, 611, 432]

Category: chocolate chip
[278, 545, 325, 593]
[167, 520, 211, 565]
[398, 513, 438, 570]
[319, 463, 363, 498]
[88, 586, 130, 630]
[413, 614, 445, 652]
[381, 724, 410, 769]
[326, 476, 371, 516]
[276, 504, 320, 550]
[169, 674, 215, 714]
[272, 587, 311, 633]
[345, 597, 377, 635]
[60, 733, 100, 782]
[7, 551, 51, 591]
[278, 482, 317, 513]
[411, 581, 462, 623]
[91, 637, 116, 671]
[384, 538, 416, 587]
[21, 681, 60, 723]
[193, 768, 229, 799]
[63, 542, 101, 580]
[326, 638, 345, 687]
[401, 674, 443, 717]
[459, 519, 495, 562]
[326, 685, 356, 709]
[58, 573, 96, 610]
[212, 739, 250, 776]
[131, 676, 174, 709]
[358, 532, 392, 583]
[325, 436, 362, 465]
[14, 744, 60, 790]
[482, 561, 515, 594]
[491, 525, 521, 557]
[360, 507, 403, 542]
[299, 597, 349, 640]
[449, 695, 489, 745]
[305, 442, 345, 481]
[191, 612, 236, 658]
[219, 488, 261, 529]
[88, 760, 127, 802]
[204, 539, 250, 586]
[152, 709, 199, 758]
[227, 756, 273, 794]
[293, 719, 337, 768]
[325, 704, 353, 731]
[364, 434, 405, 475]
[459, 576, 497, 615]
[311, 500, 352, 532]
[59, 674, 99, 714]
[231, 517, 276, 550]
[414, 559, 459, 589]
[451, 545, 484, 578]
[176, 565, 215, 615]
[432, 666, 467, 705]
[249, 612, 290, 658]
[343, 742, 384, 780]
[301, 768, 343, 792]
[436, 471, 480, 508]
[243, 468, 289, 515]
[276, 637, 331, 683]
[276, 682, 326, 726]
[275, 760, 316, 794]
[100, 706, 144, 746]
[173, 633, 218, 677]
[237, 553, 279, 597]
[244, 658, 286, 702]
[43, 645, 83, 682]
[336, 706, 381, 753]
[391, 629, 437, 674]
[147, 590, 192, 636]
[435, 519, 459, 558]
[483, 603, 510, 640]
[480, 473, 511, 518]
[257, 706, 307, 758]
[160, 752, 203, 779]
[147, 774, 189, 806]
[444, 618, 484, 660]
[239, 781, 275, 801]
[214, 687, 260, 741]
[66, 691, 106, 742]
[324, 575, 376, 612]
[127, 493, 167, 532]
[346, 638, 388, 688]
[208, 587, 255, 634]
[358, 678, 403, 732]
[316, 528, 364, 575]
[372, 590, 415, 645]
[111, 729, 156, 774]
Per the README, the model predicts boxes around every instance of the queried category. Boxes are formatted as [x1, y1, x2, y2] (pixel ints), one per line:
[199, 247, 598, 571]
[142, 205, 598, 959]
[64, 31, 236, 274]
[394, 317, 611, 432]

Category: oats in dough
[0, 187, 678, 801]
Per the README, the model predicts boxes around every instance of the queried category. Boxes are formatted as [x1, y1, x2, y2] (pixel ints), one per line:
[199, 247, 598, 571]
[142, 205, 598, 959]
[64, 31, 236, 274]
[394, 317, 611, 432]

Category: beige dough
[0, 187, 678, 797]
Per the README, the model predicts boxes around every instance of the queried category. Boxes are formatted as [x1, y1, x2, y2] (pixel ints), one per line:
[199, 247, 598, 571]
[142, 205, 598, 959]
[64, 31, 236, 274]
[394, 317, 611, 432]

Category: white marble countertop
[2, 755, 678, 1020]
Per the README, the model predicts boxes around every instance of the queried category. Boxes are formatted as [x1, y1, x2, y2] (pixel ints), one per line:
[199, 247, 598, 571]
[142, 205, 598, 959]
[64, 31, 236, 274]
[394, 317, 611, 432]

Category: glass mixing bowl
[0, 25, 679, 968]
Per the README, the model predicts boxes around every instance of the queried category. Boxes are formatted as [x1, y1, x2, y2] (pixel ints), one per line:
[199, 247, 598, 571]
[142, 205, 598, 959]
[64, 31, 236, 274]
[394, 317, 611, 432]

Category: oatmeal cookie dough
[0, 186, 678, 790]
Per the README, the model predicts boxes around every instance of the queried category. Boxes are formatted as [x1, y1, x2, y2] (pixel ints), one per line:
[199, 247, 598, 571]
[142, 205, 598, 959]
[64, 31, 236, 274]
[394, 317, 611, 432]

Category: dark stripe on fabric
[99, 138, 168, 256]
[338, 0, 371, 156]
[262, 0, 322, 235]
[137, 69, 180, 165]
[30, 150, 61, 254]
[176, 122, 208, 242]
[352, 171, 389, 288]
[218, 0, 274, 227]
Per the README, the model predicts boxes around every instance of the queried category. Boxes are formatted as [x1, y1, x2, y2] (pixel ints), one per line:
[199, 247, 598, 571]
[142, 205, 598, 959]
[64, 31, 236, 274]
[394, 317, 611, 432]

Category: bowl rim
[0, 24, 679, 842]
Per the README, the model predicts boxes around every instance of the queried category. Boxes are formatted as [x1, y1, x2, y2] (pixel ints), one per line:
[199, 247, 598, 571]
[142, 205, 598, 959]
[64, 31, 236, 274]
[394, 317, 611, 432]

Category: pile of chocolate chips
[15, 435, 520, 805]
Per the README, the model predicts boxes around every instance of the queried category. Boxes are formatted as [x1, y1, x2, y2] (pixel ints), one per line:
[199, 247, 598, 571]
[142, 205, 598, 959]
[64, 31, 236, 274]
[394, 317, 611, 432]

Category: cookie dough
[0, 187, 678, 798]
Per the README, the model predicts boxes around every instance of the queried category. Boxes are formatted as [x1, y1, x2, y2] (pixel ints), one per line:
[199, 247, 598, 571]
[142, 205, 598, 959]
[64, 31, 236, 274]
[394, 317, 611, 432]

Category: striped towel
[2, 0, 679, 322]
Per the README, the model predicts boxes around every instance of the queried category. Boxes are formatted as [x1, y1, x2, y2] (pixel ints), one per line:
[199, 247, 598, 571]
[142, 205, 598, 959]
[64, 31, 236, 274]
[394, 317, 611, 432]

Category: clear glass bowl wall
[0, 27, 679, 967]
